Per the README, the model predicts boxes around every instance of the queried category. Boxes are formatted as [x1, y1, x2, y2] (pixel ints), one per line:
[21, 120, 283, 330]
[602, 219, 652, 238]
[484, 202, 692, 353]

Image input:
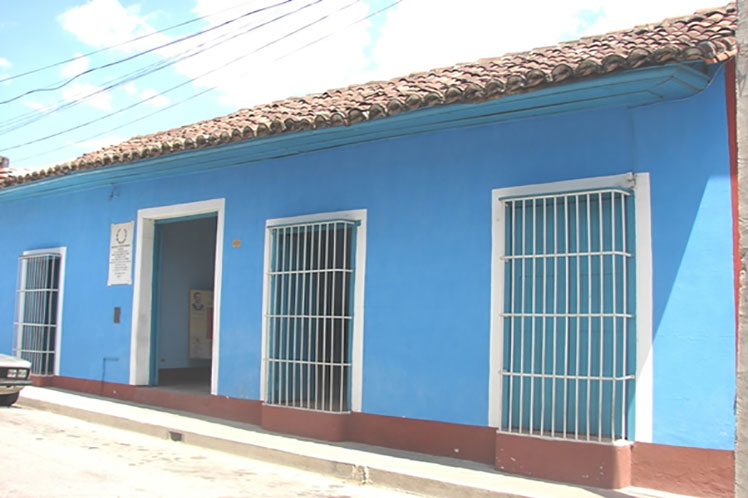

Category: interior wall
[156, 216, 216, 370]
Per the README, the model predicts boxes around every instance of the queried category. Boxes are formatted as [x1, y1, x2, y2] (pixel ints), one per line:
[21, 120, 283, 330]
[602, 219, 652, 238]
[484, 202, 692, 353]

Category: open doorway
[151, 215, 217, 393]
[129, 199, 225, 395]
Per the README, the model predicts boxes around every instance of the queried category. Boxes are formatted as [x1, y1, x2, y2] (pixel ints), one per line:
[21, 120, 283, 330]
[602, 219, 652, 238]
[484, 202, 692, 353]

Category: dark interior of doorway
[151, 214, 217, 394]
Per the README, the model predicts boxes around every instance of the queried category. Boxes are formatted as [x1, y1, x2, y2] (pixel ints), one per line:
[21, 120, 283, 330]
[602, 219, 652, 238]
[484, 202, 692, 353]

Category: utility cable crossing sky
[0, 0, 295, 104]
[0, 0, 402, 166]
[1, 0, 708, 171]
[11, 0, 402, 166]
[0, 0, 262, 85]
[0, 0, 314, 134]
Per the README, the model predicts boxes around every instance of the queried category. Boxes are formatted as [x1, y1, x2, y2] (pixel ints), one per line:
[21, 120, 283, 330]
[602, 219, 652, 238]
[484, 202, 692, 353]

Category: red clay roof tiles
[2, 3, 736, 188]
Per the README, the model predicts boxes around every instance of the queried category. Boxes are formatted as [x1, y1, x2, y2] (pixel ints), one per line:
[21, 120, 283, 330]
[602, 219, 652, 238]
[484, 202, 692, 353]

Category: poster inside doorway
[188, 289, 213, 359]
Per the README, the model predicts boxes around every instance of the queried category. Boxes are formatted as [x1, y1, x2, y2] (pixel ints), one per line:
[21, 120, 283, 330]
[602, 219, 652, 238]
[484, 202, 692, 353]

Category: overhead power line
[11, 0, 403, 167]
[1, 0, 297, 105]
[0, 0, 261, 84]
[9, 0, 403, 167]
[0, 0, 313, 135]
[1, 0, 367, 154]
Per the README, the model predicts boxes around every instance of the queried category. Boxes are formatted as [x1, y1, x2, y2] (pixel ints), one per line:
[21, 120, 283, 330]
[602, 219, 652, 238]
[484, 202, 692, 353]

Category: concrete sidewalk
[17, 387, 683, 498]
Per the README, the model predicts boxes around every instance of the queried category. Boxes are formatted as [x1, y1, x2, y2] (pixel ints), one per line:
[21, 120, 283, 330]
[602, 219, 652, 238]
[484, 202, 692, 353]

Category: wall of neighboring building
[734, 2, 748, 494]
[0, 68, 735, 451]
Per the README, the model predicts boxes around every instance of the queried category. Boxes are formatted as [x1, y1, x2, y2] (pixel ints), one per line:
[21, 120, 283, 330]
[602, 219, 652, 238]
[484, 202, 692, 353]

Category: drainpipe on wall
[735, 1, 748, 496]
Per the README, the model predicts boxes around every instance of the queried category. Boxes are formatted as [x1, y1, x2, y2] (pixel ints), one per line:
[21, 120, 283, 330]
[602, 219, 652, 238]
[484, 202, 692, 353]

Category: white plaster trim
[20, 247, 66, 376]
[489, 194, 505, 427]
[488, 173, 653, 443]
[633, 173, 654, 442]
[129, 198, 225, 395]
[260, 209, 367, 412]
[259, 224, 272, 403]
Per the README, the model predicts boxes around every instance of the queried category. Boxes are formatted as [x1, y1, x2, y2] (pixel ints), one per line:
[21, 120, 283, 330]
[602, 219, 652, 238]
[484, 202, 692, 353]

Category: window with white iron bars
[500, 188, 635, 442]
[264, 219, 357, 412]
[14, 252, 62, 376]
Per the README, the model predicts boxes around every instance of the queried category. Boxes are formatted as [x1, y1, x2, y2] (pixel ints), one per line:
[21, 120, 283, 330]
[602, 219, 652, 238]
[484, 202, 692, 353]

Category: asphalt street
[0, 405, 421, 498]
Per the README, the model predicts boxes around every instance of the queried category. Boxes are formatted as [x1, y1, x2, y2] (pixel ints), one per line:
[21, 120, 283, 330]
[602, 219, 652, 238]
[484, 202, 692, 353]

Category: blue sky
[0, 0, 718, 172]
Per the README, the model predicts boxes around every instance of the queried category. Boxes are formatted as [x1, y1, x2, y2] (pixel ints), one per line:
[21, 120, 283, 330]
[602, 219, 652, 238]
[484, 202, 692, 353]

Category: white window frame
[488, 173, 653, 442]
[129, 198, 225, 395]
[260, 209, 367, 412]
[15, 247, 66, 376]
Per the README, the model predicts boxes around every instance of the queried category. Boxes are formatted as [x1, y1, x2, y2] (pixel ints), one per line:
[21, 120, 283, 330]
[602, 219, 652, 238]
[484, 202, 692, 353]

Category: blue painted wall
[0, 69, 734, 450]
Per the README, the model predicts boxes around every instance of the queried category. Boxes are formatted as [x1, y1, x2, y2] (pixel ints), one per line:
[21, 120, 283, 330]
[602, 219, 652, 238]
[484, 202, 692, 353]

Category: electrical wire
[1, 0, 296, 105]
[11, 0, 403, 167]
[1, 0, 365, 154]
[0, 0, 264, 84]
[0, 0, 323, 135]
[12, 88, 216, 166]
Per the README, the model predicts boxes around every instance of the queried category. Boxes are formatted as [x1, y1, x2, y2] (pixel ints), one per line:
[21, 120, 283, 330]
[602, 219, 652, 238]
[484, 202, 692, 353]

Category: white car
[0, 354, 32, 407]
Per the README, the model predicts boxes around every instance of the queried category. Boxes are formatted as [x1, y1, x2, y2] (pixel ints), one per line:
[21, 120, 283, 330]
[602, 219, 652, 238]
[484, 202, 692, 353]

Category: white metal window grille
[500, 189, 635, 442]
[14, 253, 62, 376]
[265, 220, 357, 412]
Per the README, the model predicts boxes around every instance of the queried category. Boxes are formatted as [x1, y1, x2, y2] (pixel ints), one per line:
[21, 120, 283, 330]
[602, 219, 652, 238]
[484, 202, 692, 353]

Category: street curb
[18, 396, 527, 498]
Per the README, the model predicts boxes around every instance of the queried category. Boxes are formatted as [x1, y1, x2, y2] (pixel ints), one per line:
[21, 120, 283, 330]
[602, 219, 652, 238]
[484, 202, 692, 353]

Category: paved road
[1, 405, 420, 498]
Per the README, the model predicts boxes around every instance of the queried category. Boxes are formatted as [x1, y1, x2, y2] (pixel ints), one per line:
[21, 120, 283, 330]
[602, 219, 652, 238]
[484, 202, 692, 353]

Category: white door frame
[129, 198, 225, 395]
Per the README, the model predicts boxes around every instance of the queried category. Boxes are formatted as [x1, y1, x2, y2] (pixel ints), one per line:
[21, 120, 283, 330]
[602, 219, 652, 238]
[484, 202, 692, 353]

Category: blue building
[0, 4, 738, 495]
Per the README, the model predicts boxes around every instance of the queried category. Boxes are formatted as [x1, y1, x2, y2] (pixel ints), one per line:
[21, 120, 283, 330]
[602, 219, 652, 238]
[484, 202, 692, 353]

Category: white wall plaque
[108, 221, 134, 286]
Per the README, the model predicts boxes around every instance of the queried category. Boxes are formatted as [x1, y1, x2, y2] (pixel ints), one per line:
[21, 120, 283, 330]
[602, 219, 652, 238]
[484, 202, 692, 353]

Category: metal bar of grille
[315, 226, 322, 410]
[549, 199, 556, 437]
[563, 196, 569, 439]
[265, 220, 356, 413]
[501, 188, 631, 203]
[14, 253, 60, 376]
[597, 192, 605, 441]
[300, 224, 308, 410]
[585, 193, 592, 441]
[574, 196, 582, 440]
[611, 192, 618, 440]
[500, 190, 633, 442]
[503, 250, 632, 259]
[519, 199, 526, 433]
[620, 192, 629, 440]
[321, 225, 329, 409]
[540, 198, 547, 436]
[502, 312, 632, 318]
[503, 371, 635, 381]
[507, 200, 516, 432]
[530, 199, 536, 435]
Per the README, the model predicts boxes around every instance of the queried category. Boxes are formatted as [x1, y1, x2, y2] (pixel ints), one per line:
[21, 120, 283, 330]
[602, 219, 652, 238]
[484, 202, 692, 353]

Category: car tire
[0, 392, 20, 407]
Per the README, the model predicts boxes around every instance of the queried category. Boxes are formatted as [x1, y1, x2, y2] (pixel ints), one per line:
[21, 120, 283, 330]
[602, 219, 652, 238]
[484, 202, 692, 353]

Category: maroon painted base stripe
[35, 375, 733, 495]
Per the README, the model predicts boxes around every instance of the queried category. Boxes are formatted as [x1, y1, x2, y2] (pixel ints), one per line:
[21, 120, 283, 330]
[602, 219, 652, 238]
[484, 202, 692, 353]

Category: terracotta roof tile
[2, 3, 737, 188]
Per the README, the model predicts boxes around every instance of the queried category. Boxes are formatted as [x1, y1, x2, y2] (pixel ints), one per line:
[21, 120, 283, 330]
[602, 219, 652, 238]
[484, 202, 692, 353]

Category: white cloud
[0, 57, 10, 68]
[61, 82, 113, 111]
[575, 1, 719, 37]
[140, 88, 170, 108]
[55, 0, 720, 118]
[58, 0, 170, 52]
[123, 82, 138, 95]
[177, 0, 374, 108]
[60, 55, 89, 78]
